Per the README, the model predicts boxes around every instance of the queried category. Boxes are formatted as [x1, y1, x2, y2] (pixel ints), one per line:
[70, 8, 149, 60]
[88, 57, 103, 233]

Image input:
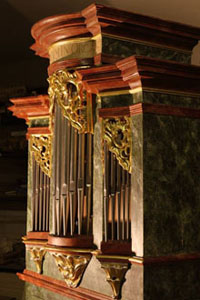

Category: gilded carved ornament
[30, 134, 52, 177]
[103, 117, 131, 173]
[28, 247, 46, 274]
[51, 252, 90, 288]
[100, 261, 130, 300]
[48, 70, 93, 133]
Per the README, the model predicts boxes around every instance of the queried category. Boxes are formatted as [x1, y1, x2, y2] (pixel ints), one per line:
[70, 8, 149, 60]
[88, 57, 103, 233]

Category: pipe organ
[9, 4, 200, 300]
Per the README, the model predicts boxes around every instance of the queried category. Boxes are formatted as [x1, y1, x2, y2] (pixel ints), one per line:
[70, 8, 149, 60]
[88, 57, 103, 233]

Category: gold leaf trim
[103, 117, 131, 173]
[51, 253, 90, 288]
[28, 247, 46, 274]
[48, 70, 93, 133]
[30, 135, 52, 177]
[100, 261, 129, 300]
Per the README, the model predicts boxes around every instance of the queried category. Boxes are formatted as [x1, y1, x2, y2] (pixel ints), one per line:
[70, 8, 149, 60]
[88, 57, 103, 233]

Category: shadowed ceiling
[0, 0, 200, 91]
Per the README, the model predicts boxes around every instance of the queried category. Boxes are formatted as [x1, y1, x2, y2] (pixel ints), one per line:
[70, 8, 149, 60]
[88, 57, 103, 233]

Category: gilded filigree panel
[103, 117, 131, 173]
[30, 135, 52, 177]
[48, 70, 93, 133]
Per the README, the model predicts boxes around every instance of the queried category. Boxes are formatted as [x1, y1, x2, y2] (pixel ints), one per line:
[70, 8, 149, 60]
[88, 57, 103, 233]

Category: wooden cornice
[31, 3, 200, 60]
[8, 95, 49, 121]
[82, 4, 200, 51]
[99, 103, 200, 119]
[17, 269, 112, 300]
[31, 13, 89, 58]
[77, 55, 200, 96]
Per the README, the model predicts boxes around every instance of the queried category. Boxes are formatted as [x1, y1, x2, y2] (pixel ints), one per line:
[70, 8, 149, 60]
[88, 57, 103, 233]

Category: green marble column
[130, 91, 200, 299]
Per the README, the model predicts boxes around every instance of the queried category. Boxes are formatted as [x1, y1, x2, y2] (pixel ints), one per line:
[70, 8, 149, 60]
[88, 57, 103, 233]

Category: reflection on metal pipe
[103, 145, 131, 242]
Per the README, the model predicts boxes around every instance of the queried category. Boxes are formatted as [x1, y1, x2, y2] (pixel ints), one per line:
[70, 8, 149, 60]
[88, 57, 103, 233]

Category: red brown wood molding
[47, 234, 94, 249]
[26, 231, 49, 240]
[76, 55, 200, 96]
[17, 269, 112, 300]
[9, 95, 50, 121]
[31, 4, 200, 60]
[99, 103, 200, 119]
[26, 127, 51, 139]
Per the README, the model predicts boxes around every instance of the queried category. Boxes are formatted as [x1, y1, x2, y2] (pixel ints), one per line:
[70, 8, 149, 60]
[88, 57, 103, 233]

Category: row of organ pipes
[30, 104, 131, 243]
[52, 104, 93, 237]
[32, 155, 50, 232]
[104, 144, 131, 242]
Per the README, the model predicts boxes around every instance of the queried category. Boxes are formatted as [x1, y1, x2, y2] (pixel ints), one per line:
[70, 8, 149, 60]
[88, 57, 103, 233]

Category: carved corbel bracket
[96, 255, 130, 300]
[48, 69, 93, 133]
[102, 116, 132, 173]
[50, 252, 91, 288]
[30, 134, 52, 177]
[28, 246, 47, 274]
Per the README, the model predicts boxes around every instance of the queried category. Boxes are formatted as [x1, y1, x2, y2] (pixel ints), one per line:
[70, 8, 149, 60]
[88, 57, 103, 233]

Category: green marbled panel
[143, 114, 200, 256]
[102, 36, 191, 64]
[101, 94, 134, 108]
[101, 93, 142, 108]
[145, 260, 200, 300]
[30, 118, 49, 128]
[143, 91, 200, 109]
[24, 282, 71, 300]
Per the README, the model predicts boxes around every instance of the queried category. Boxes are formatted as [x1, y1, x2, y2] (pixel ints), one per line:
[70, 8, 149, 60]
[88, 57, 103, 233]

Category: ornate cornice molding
[31, 4, 200, 60]
[8, 95, 50, 122]
[77, 55, 200, 97]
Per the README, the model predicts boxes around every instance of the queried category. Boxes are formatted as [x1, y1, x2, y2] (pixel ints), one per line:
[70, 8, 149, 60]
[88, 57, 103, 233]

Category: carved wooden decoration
[29, 247, 46, 274]
[30, 135, 52, 177]
[50, 253, 90, 288]
[48, 69, 93, 133]
[103, 117, 131, 173]
[100, 261, 130, 299]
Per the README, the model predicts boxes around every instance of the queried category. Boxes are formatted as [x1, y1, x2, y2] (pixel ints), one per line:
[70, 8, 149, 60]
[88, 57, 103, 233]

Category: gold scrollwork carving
[51, 253, 90, 288]
[100, 261, 129, 300]
[30, 135, 52, 177]
[48, 70, 93, 133]
[29, 247, 46, 274]
[103, 117, 131, 173]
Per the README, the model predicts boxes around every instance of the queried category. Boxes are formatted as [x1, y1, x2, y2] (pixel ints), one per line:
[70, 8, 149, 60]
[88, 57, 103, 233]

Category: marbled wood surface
[24, 282, 68, 300]
[143, 92, 200, 109]
[101, 92, 200, 111]
[143, 113, 200, 256]
[101, 94, 135, 108]
[30, 118, 49, 128]
[102, 36, 191, 64]
[145, 260, 200, 300]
